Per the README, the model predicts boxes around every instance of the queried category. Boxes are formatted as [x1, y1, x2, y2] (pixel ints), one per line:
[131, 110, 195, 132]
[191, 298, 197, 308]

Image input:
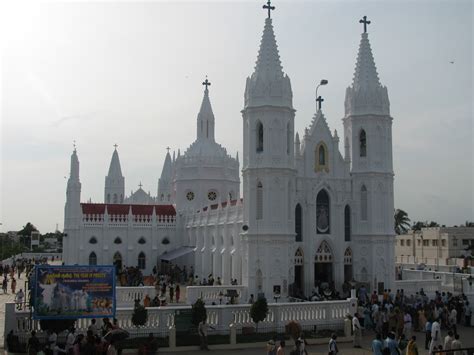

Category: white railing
[186, 285, 248, 305]
[1, 252, 62, 265]
[4, 297, 356, 346]
[116, 286, 157, 307]
[394, 280, 442, 298]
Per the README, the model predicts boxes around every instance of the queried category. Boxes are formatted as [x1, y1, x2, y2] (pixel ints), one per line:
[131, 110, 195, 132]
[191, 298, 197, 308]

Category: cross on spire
[166, 146, 170, 152]
[263, 0, 275, 19]
[359, 15, 371, 33]
[202, 76, 211, 91]
[138, 182, 143, 189]
[316, 96, 324, 110]
[113, 143, 118, 150]
[73, 140, 76, 151]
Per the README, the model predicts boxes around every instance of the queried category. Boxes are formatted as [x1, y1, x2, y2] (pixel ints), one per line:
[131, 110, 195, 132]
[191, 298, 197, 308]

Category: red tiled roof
[196, 198, 242, 213]
[81, 203, 176, 216]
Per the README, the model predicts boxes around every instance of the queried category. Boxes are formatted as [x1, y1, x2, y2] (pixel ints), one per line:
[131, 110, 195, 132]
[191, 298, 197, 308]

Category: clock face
[207, 191, 217, 201]
[186, 191, 195, 201]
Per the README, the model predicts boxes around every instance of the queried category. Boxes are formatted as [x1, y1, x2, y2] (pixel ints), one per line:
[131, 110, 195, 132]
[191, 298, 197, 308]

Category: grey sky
[1, 0, 472, 232]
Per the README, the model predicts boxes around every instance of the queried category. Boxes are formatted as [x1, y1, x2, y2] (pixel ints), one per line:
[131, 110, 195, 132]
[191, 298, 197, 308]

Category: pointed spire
[244, 14, 292, 108]
[345, 30, 390, 116]
[160, 150, 173, 180]
[196, 77, 216, 141]
[236, 151, 239, 163]
[69, 148, 80, 181]
[107, 147, 123, 178]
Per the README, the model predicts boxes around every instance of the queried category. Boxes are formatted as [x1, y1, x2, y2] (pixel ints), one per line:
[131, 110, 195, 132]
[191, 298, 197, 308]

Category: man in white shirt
[352, 313, 362, 348]
[449, 307, 458, 333]
[403, 310, 412, 339]
[444, 330, 454, 351]
[65, 327, 76, 354]
[451, 334, 463, 355]
[429, 319, 442, 355]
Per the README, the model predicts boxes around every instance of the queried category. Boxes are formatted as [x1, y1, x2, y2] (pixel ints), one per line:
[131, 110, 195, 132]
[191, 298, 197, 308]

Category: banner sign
[33, 265, 116, 320]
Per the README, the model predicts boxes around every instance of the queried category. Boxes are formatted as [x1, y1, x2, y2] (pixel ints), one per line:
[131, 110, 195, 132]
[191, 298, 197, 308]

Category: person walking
[406, 335, 419, 355]
[324, 333, 336, 355]
[451, 334, 463, 355]
[27, 330, 41, 355]
[15, 289, 24, 310]
[266, 339, 277, 355]
[11, 277, 17, 294]
[174, 285, 181, 303]
[352, 313, 362, 348]
[198, 318, 213, 350]
[425, 319, 432, 350]
[2, 277, 7, 294]
[403, 309, 412, 338]
[443, 331, 454, 352]
[429, 318, 442, 355]
[276, 340, 286, 355]
[464, 302, 471, 327]
[371, 333, 384, 355]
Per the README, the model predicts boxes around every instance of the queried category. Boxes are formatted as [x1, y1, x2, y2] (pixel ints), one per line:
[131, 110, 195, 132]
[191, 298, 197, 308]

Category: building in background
[396, 227, 474, 272]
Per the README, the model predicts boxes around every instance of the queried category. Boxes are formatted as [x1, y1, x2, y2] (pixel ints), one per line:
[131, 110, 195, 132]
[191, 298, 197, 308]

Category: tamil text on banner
[33, 265, 116, 319]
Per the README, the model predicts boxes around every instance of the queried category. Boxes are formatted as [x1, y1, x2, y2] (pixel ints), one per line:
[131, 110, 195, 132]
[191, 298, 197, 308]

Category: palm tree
[394, 209, 411, 235]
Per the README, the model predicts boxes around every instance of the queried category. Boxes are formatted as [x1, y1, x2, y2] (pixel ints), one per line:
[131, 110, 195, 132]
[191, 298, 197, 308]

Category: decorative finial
[73, 140, 76, 151]
[166, 146, 170, 153]
[359, 15, 371, 33]
[202, 76, 211, 91]
[138, 182, 143, 189]
[263, 0, 275, 19]
[316, 96, 324, 110]
[113, 143, 118, 150]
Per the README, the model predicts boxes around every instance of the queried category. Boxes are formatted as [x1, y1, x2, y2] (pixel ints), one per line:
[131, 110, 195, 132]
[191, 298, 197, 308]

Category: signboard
[33, 265, 116, 320]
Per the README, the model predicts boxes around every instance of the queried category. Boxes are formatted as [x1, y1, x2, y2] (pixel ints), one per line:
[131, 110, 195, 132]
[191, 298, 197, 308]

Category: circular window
[186, 191, 195, 201]
[208, 190, 217, 201]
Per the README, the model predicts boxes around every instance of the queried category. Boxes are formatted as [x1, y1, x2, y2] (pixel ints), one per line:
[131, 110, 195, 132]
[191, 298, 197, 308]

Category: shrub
[285, 320, 302, 341]
[250, 297, 268, 331]
[191, 298, 207, 326]
[131, 301, 148, 327]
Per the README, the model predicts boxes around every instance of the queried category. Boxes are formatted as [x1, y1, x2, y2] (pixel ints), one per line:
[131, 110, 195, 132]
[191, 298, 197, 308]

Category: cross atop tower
[113, 143, 118, 150]
[263, 0, 275, 19]
[316, 96, 324, 110]
[138, 182, 143, 189]
[202, 76, 211, 91]
[73, 140, 76, 151]
[166, 146, 170, 152]
[359, 15, 371, 33]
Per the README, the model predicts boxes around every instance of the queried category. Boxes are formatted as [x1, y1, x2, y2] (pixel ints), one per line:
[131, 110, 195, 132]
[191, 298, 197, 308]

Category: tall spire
[69, 147, 80, 182]
[196, 77, 215, 141]
[105, 146, 125, 204]
[65, 146, 82, 228]
[244, 13, 292, 108]
[157, 149, 173, 204]
[345, 28, 390, 116]
[107, 146, 123, 177]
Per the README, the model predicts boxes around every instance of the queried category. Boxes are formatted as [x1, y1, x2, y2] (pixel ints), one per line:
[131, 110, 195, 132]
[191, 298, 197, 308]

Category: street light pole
[315, 79, 328, 111]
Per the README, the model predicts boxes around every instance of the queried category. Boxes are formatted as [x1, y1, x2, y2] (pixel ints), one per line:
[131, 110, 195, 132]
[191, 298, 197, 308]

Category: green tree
[131, 300, 148, 327]
[250, 297, 268, 331]
[17, 222, 38, 236]
[412, 221, 426, 231]
[394, 209, 411, 235]
[191, 298, 207, 326]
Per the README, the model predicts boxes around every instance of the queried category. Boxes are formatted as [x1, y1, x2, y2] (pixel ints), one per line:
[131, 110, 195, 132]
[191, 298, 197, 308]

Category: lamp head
[320, 79, 328, 85]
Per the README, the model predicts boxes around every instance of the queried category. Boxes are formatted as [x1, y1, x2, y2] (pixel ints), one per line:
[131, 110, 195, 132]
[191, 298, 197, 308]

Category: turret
[104, 146, 125, 204]
[196, 78, 215, 142]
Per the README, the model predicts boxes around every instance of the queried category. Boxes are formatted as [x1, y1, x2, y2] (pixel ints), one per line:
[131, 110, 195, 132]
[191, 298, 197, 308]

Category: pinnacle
[253, 17, 284, 80]
[107, 149, 123, 177]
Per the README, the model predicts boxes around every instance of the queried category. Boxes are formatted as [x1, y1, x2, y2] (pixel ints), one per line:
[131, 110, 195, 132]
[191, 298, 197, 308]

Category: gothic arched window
[161, 237, 170, 245]
[359, 129, 367, 157]
[295, 204, 302, 242]
[89, 252, 97, 266]
[316, 189, 330, 234]
[344, 205, 351, 241]
[89, 237, 98, 244]
[315, 142, 329, 172]
[114, 237, 122, 244]
[138, 252, 146, 270]
[138, 237, 146, 245]
[256, 121, 264, 153]
[256, 181, 263, 220]
[361, 185, 368, 221]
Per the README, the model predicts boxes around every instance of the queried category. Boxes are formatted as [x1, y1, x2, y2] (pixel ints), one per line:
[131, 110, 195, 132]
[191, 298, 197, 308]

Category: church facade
[63, 6, 396, 300]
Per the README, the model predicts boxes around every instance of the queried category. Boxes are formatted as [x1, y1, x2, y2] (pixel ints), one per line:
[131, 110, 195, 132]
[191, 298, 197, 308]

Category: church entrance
[293, 248, 304, 297]
[314, 241, 333, 287]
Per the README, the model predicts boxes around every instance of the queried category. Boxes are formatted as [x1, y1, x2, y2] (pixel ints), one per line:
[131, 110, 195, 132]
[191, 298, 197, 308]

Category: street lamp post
[315, 79, 328, 111]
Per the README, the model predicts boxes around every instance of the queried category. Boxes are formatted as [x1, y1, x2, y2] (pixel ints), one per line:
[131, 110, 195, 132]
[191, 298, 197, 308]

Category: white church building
[63, 5, 396, 300]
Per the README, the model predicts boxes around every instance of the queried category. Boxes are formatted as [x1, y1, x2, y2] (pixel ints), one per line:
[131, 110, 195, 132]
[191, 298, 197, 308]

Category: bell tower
[241, 1, 296, 299]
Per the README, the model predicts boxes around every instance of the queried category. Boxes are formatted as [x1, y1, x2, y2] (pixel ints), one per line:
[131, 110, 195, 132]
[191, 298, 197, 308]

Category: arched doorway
[113, 252, 123, 271]
[293, 248, 304, 297]
[314, 241, 333, 287]
[344, 248, 353, 282]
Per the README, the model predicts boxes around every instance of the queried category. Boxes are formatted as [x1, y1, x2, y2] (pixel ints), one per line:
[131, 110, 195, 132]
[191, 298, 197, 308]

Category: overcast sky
[1, 0, 472, 233]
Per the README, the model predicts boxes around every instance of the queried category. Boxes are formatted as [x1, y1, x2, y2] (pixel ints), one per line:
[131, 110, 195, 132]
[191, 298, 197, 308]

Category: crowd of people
[351, 287, 472, 355]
